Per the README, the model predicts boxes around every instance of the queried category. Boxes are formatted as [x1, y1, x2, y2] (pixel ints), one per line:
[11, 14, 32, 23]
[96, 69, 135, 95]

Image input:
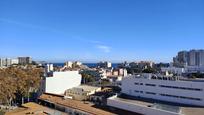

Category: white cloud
[96, 45, 111, 53]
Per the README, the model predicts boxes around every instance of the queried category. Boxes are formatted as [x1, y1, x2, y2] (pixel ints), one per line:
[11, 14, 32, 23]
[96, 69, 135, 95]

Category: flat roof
[109, 95, 204, 115]
[181, 107, 204, 115]
[68, 85, 101, 92]
[39, 93, 115, 115]
[112, 96, 151, 107]
[109, 96, 180, 113]
[126, 75, 204, 82]
[5, 102, 67, 115]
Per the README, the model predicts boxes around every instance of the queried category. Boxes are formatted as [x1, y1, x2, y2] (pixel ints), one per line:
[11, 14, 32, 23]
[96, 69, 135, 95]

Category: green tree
[142, 67, 156, 73]
[81, 73, 95, 84]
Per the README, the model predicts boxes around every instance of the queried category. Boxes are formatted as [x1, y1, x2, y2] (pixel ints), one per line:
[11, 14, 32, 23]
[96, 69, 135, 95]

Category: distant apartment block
[64, 61, 82, 68]
[0, 58, 19, 67]
[64, 61, 73, 68]
[18, 57, 32, 65]
[129, 61, 154, 69]
[99, 68, 128, 79]
[74, 61, 82, 66]
[97, 61, 112, 68]
[0, 58, 4, 67]
[45, 64, 54, 73]
[11, 58, 19, 65]
[174, 50, 204, 67]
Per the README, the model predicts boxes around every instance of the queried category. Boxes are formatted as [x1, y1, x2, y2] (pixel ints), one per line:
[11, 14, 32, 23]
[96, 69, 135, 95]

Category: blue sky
[0, 0, 204, 63]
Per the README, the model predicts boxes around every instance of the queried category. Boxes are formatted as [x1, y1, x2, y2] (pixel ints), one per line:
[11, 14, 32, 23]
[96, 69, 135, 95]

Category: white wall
[45, 71, 81, 94]
[121, 76, 204, 106]
[11, 59, 19, 65]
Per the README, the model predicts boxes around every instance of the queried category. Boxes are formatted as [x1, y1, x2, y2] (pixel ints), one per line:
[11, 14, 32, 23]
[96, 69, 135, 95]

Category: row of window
[134, 90, 143, 93]
[134, 90, 202, 101]
[134, 90, 156, 95]
[159, 85, 202, 91]
[160, 94, 201, 101]
[145, 84, 156, 87]
[134, 82, 156, 86]
[146, 92, 156, 95]
[134, 82, 143, 85]
[134, 82, 202, 91]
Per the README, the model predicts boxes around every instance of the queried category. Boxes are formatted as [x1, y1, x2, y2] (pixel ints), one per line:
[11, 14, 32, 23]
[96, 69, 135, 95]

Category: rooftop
[181, 107, 204, 115]
[38, 93, 115, 115]
[109, 95, 204, 115]
[5, 102, 67, 115]
[109, 96, 181, 113]
[72, 85, 101, 92]
[126, 74, 204, 82]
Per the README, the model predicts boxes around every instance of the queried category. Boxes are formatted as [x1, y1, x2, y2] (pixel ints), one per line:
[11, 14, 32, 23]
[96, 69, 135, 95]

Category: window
[160, 93, 202, 101]
[160, 94, 179, 98]
[146, 92, 156, 95]
[179, 96, 201, 101]
[135, 82, 144, 86]
[135, 90, 143, 94]
[145, 84, 156, 87]
[134, 82, 139, 85]
[159, 85, 202, 91]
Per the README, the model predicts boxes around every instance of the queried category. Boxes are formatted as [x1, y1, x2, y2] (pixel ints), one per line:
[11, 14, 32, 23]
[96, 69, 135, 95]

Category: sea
[53, 63, 119, 68]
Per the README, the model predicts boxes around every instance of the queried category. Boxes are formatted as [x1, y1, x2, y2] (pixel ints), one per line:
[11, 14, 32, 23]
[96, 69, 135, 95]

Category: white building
[64, 61, 73, 68]
[11, 59, 19, 65]
[185, 66, 204, 73]
[75, 61, 82, 66]
[45, 64, 54, 73]
[129, 61, 154, 69]
[161, 67, 185, 75]
[0, 58, 12, 67]
[121, 74, 204, 106]
[106, 62, 112, 68]
[45, 71, 82, 94]
[118, 68, 128, 77]
[63, 61, 83, 68]
[0, 58, 4, 67]
[5, 58, 12, 66]
[97, 61, 112, 68]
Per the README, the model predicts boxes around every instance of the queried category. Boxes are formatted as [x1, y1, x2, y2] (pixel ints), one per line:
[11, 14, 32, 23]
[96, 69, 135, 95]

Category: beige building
[65, 85, 101, 101]
[64, 61, 82, 68]
[64, 61, 73, 68]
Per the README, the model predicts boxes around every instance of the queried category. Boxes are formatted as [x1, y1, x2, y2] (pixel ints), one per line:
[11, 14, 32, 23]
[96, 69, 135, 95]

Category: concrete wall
[45, 71, 81, 94]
